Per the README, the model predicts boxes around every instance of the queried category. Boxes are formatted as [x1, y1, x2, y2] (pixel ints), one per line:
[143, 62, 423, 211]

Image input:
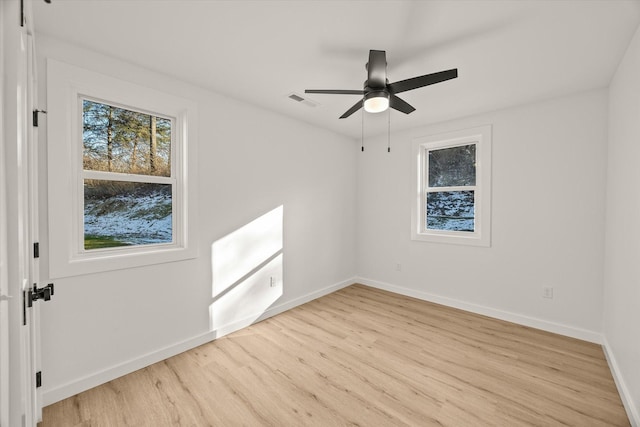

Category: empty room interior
[2, 0, 640, 425]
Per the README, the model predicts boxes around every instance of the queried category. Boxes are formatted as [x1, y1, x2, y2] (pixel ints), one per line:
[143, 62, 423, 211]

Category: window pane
[426, 191, 474, 232]
[428, 144, 476, 187]
[83, 100, 171, 177]
[84, 180, 172, 250]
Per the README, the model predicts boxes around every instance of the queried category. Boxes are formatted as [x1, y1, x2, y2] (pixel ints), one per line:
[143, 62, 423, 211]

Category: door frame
[27, 26, 43, 424]
[0, 1, 12, 421]
[1, 0, 41, 425]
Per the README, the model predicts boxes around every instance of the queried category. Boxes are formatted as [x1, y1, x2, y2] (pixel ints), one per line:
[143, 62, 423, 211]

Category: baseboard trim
[214, 276, 356, 338]
[42, 330, 216, 406]
[42, 276, 356, 407]
[602, 337, 639, 426]
[356, 277, 602, 344]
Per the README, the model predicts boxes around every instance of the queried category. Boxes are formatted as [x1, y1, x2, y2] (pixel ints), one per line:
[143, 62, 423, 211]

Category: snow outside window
[47, 60, 198, 278]
[411, 125, 492, 247]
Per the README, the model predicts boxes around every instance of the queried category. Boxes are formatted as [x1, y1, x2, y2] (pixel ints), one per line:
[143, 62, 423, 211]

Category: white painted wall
[36, 36, 357, 405]
[603, 22, 640, 424]
[357, 89, 608, 342]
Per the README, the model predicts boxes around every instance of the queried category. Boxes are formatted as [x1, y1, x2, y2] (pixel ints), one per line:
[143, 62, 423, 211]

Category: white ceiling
[32, 0, 640, 139]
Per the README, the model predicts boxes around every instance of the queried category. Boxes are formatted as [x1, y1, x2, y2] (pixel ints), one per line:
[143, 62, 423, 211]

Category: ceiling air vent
[288, 92, 319, 108]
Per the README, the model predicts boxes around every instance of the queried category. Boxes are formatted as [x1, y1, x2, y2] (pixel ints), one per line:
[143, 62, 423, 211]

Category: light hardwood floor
[40, 284, 629, 426]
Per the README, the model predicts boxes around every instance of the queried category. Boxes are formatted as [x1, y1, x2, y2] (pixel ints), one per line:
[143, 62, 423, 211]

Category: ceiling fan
[306, 50, 458, 119]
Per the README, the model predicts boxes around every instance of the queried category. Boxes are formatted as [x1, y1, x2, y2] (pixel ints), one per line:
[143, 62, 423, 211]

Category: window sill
[411, 230, 491, 247]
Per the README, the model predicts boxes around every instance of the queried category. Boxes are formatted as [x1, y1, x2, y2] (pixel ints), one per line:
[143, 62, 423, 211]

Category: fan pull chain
[361, 105, 365, 152]
[387, 108, 391, 153]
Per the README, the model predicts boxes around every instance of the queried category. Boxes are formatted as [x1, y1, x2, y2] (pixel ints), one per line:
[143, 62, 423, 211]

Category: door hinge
[27, 283, 54, 307]
[32, 109, 47, 127]
[36, 371, 42, 388]
[33, 242, 39, 258]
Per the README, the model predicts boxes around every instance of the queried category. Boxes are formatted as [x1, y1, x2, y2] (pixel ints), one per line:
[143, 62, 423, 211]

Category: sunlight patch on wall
[210, 205, 284, 335]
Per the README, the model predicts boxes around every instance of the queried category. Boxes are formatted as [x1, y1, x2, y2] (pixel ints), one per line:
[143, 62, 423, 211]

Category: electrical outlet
[542, 286, 554, 299]
[395, 263, 401, 272]
[269, 277, 276, 287]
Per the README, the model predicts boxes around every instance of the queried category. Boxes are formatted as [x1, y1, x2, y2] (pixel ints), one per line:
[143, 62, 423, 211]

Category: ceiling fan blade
[305, 89, 365, 95]
[339, 100, 363, 119]
[390, 95, 416, 114]
[367, 50, 387, 88]
[388, 68, 458, 94]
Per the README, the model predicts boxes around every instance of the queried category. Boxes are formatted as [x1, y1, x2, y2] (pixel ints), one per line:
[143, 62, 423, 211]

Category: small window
[412, 125, 492, 246]
[47, 60, 198, 278]
[426, 144, 476, 232]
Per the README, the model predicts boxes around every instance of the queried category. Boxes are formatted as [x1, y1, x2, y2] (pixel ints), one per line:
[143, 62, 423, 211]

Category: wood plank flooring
[40, 284, 630, 426]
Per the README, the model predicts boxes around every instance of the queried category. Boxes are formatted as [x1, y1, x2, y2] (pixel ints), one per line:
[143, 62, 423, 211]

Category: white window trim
[411, 125, 492, 247]
[77, 97, 178, 255]
[47, 59, 198, 278]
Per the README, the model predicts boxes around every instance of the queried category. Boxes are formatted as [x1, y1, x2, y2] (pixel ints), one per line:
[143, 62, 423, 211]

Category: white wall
[603, 23, 640, 424]
[357, 89, 608, 342]
[36, 36, 357, 405]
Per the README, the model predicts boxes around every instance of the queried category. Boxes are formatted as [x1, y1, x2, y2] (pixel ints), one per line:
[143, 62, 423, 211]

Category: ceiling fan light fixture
[363, 90, 390, 113]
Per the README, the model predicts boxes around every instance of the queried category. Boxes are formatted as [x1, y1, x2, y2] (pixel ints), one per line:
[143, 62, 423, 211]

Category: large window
[412, 125, 492, 246]
[47, 60, 198, 278]
[82, 99, 174, 250]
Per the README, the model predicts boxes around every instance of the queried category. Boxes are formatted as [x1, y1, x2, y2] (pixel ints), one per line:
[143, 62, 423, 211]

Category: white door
[26, 28, 44, 423]
[0, 0, 42, 427]
[16, 11, 39, 427]
[1, 0, 43, 424]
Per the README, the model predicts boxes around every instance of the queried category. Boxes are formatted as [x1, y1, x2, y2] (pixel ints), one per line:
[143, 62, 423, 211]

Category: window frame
[411, 125, 492, 247]
[47, 59, 198, 278]
[79, 96, 178, 253]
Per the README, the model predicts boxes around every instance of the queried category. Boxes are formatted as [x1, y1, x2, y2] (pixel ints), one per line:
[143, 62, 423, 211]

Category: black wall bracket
[27, 283, 54, 307]
[32, 110, 47, 127]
